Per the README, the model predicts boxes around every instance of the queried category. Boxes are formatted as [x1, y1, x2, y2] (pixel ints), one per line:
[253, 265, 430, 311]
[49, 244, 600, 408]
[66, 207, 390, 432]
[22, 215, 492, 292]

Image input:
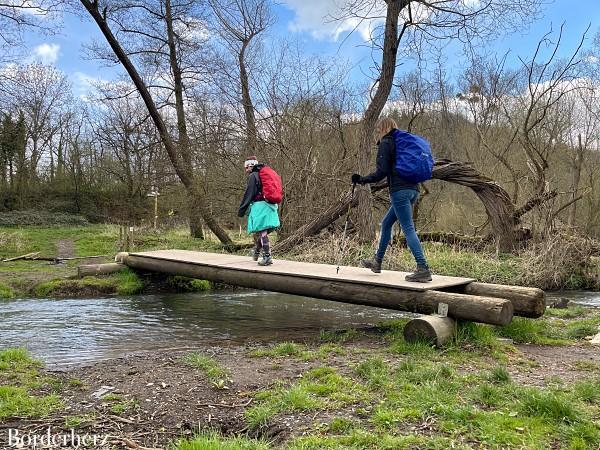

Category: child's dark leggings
[255, 230, 270, 256]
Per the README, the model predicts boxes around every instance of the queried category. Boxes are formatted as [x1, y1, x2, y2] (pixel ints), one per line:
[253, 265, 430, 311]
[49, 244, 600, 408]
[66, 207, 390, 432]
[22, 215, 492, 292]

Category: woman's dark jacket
[238, 164, 264, 217]
[360, 129, 418, 192]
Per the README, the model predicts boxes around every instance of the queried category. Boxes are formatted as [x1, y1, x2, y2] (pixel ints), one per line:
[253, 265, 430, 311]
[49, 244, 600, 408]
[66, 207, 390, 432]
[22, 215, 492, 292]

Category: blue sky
[21, 0, 600, 96]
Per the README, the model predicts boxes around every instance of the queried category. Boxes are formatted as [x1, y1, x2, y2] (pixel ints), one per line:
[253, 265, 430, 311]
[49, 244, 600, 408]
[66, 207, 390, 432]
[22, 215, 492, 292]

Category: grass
[171, 430, 270, 450]
[114, 268, 145, 295]
[34, 277, 117, 297]
[237, 316, 600, 449]
[496, 309, 600, 345]
[0, 348, 62, 419]
[0, 281, 16, 298]
[245, 367, 364, 430]
[0, 224, 228, 298]
[183, 353, 230, 388]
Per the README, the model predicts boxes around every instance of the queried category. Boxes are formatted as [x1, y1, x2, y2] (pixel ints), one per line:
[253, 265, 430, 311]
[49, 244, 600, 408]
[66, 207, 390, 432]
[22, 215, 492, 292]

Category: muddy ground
[0, 331, 597, 450]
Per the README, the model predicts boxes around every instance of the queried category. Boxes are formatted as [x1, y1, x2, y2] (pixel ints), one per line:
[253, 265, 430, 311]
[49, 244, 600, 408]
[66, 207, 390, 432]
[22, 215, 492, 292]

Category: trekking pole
[336, 182, 357, 275]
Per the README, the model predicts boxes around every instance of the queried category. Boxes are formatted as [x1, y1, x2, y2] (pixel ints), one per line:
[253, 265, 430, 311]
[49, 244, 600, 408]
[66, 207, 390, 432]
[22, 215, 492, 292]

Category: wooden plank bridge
[115, 250, 546, 327]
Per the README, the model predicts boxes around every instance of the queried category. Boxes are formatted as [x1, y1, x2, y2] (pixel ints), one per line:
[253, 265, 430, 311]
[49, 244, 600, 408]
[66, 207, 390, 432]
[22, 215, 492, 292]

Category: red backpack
[258, 166, 283, 204]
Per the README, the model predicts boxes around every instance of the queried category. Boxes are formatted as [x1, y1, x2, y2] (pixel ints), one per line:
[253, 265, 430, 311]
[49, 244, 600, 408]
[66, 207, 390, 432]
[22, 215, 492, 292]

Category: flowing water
[1, 290, 597, 367]
[546, 290, 600, 307]
[0, 291, 410, 366]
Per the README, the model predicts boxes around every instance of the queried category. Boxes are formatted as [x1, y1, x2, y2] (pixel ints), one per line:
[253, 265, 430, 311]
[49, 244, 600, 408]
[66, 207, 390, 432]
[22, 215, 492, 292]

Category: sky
[18, 0, 600, 97]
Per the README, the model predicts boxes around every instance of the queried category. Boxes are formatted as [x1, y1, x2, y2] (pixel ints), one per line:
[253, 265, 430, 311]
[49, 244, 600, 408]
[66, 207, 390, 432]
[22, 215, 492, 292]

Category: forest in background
[0, 0, 599, 250]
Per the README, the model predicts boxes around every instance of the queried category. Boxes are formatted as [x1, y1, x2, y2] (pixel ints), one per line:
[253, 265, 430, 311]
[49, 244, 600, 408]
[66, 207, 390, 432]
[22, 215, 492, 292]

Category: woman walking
[352, 117, 432, 282]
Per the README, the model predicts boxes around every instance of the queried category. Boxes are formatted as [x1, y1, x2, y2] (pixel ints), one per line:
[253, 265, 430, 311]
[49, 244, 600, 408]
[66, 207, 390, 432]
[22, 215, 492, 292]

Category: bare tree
[208, 0, 272, 155]
[79, 0, 233, 244]
[0, 0, 61, 61]
[331, 0, 545, 243]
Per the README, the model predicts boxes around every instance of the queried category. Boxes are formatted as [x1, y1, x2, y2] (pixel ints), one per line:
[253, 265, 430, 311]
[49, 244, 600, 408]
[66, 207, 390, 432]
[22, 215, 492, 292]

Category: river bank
[1, 224, 599, 299]
[1, 308, 599, 449]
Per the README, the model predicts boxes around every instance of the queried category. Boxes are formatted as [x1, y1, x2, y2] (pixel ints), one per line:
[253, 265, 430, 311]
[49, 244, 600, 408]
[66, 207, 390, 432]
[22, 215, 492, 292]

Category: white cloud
[72, 71, 110, 101]
[31, 43, 60, 64]
[281, 0, 385, 42]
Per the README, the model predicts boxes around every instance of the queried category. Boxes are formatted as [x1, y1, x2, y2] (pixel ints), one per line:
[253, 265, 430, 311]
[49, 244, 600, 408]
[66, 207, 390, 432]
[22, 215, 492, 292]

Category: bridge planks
[127, 250, 475, 292]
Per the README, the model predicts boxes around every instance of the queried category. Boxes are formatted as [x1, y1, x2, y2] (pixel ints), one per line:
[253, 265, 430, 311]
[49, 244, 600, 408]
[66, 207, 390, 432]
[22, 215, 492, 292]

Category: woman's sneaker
[251, 249, 261, 261]
[258, 254, 273, 266]
[405, 266, 432, 282]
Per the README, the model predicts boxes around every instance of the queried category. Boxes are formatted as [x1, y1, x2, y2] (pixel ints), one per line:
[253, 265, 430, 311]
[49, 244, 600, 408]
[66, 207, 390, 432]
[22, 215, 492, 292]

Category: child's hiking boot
[361, 257, 382, 273]
[405, 266, 432, 282]
[258, 254, 273, 266]
[250, 248, 260, 261]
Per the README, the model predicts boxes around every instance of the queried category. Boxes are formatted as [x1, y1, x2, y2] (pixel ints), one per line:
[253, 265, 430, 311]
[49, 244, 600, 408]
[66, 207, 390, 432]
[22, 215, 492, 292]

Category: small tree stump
[403, 316, 456, 347]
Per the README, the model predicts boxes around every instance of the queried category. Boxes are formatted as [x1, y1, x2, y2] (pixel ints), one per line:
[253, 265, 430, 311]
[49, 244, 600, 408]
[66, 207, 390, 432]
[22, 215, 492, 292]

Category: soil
[55, 240, 75, 259]
[0, 333, 597, 450]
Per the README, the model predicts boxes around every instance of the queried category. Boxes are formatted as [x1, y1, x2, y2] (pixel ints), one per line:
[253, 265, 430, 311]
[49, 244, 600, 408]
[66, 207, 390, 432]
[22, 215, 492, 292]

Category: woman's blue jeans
[376, 189, 428, 268]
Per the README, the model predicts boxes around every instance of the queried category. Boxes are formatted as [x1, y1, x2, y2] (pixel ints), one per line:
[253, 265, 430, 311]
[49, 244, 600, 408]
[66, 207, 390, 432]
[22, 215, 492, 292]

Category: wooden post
[154, 194, 158, 229]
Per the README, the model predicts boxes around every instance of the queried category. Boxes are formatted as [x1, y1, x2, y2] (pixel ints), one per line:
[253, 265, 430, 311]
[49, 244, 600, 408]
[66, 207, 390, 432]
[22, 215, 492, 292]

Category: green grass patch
[496, 310, 600, 345]
[0, 211, 89, 227]
[0, 282, 16, 298]
[546, 306, 589, 319]
[0, 348, 62, 419]
[574, 360, 600, 372]
[171, 430, 270, 450]
[488, 365, 511, 384]
[495, 317, 569, 345]
[182, 353, 230, 387]
[453, 321, 499, 348]
[354, 357, 389, 390]
[319, 328, 360, 343]
[114, 268, 145, 295]
[287, 429, 456, 449]
[518, 388, 580, 423]
[245, 367, 363, 430]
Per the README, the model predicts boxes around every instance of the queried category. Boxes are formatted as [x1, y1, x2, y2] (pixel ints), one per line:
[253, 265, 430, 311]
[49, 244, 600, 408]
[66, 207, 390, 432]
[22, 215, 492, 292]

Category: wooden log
[454, 282, 546, 318]
[123, 255, 513, 325]
[2, 252, 40, 262]
[78, 263, 126, 278]
[403, 316, 456, 346]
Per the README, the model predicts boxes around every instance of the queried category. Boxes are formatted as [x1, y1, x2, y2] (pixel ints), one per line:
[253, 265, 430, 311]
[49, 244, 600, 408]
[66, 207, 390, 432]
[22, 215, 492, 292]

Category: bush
[0, 211, 88, 227]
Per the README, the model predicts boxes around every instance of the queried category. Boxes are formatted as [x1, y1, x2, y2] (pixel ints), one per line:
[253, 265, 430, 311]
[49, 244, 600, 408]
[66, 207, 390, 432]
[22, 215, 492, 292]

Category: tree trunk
[432, 159, 518, 251]
[274, 159, 521, 253]
[355, 0, 408, 242]
[239, 41, 257, 155]
[81, 0, 232, 245]
[568, 135, 584, 228]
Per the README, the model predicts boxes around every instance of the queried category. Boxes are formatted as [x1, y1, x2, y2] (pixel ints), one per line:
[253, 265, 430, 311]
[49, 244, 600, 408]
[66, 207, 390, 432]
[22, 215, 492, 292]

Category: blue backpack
[393, 129, 434, 183]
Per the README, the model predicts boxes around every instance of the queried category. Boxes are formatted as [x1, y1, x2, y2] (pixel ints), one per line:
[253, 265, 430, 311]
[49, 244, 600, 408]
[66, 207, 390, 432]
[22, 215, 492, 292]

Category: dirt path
[55, 239, 75, 259]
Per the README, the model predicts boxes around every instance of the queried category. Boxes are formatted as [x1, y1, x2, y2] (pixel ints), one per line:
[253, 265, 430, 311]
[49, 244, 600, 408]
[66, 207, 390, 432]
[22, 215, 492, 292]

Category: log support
[403, 316, 456, 346]
[123, 254, 514, 326]
[78, 263, 126, 278]
[448, 282, 545, 318]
